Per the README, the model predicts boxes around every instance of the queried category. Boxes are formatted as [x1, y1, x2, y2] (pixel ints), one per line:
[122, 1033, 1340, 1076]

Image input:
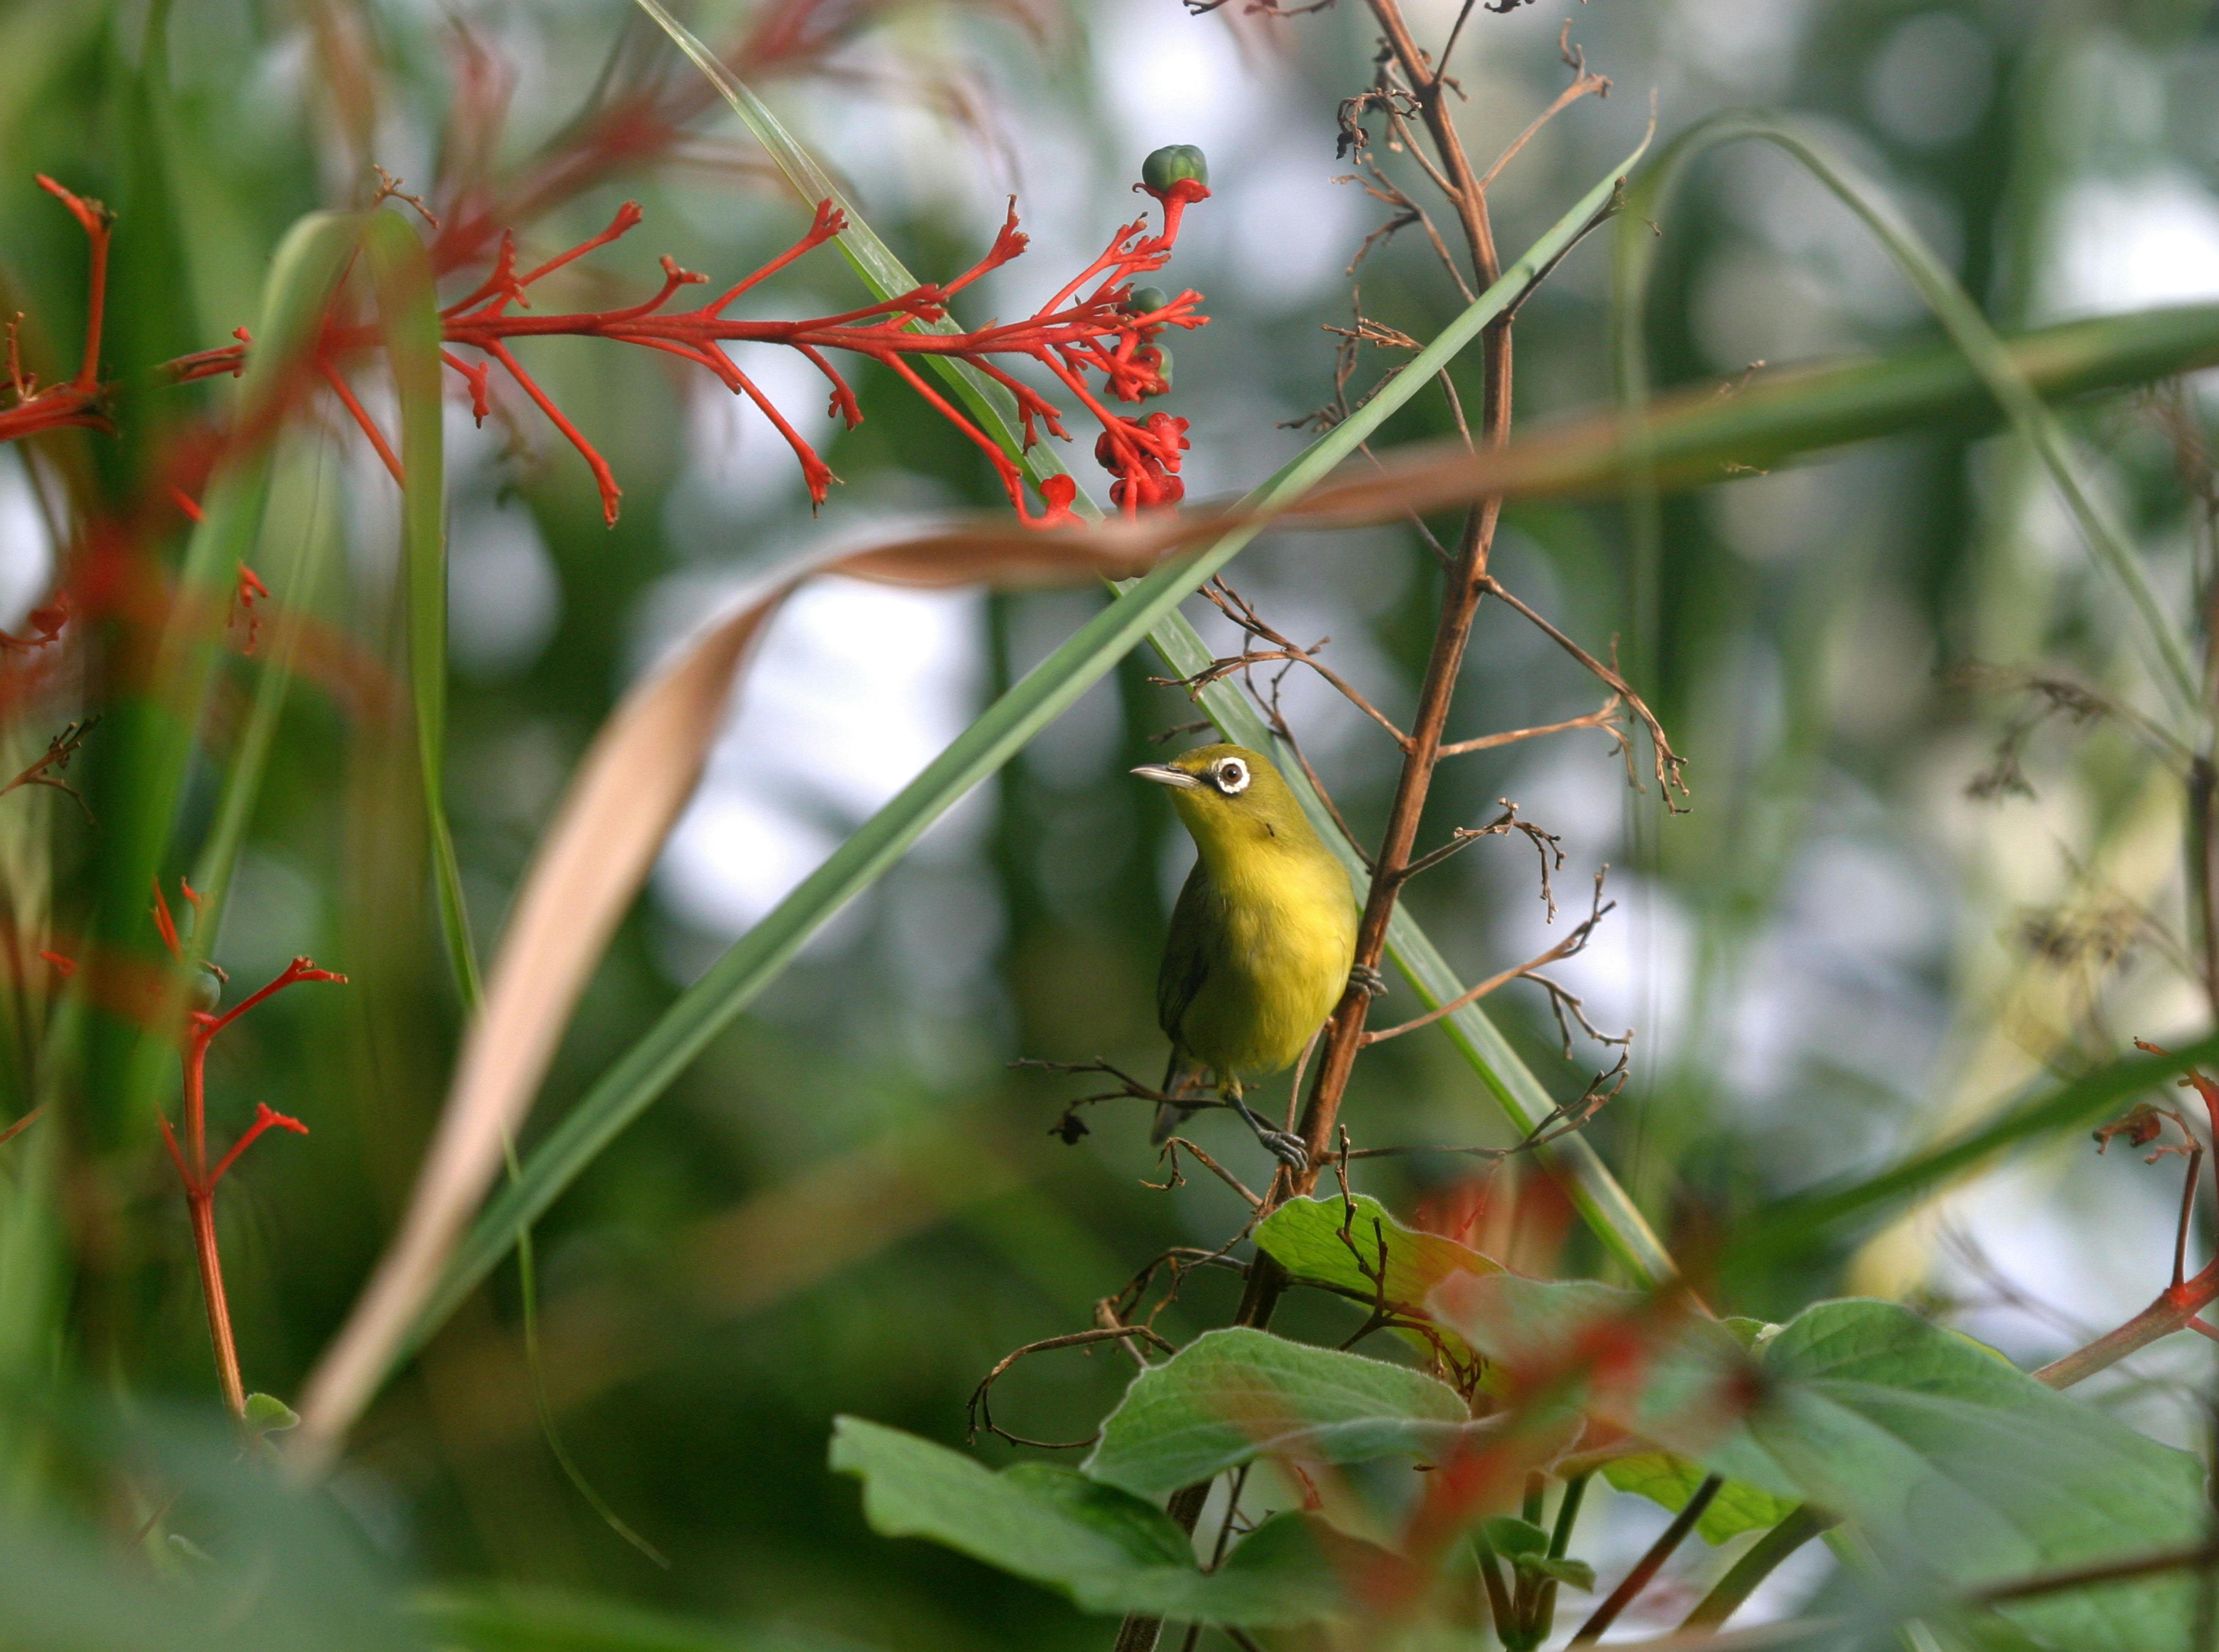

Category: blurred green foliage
[3, 0, 2219, 1647]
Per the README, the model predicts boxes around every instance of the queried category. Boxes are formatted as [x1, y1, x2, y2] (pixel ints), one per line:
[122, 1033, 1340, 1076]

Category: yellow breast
[1178, 833, 1358, 1078]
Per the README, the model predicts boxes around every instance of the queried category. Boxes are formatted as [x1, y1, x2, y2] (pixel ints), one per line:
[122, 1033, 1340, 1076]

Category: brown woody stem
[1113, 3, 1517, 1647]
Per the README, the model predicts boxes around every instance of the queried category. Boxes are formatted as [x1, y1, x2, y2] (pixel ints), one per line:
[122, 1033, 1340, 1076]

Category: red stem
[319, 360, 405, 487]
[186, 1187, 247, 1420]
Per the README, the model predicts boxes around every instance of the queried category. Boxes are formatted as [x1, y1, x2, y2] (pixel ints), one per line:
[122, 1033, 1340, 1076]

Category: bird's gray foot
[1230, 1097, 1309, 1172]
[1350, 963, 1389, 999]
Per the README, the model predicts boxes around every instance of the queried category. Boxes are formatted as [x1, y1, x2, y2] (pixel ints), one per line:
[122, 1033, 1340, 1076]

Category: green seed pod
[1125, 285, 1172, 317]
[1142, 345, 1173, 397]
[1142, 145, 1208, 193]
[190, 961, 223, 1014]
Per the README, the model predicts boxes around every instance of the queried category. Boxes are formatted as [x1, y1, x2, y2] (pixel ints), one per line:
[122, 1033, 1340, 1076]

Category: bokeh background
[6, 0, 2219, 1644]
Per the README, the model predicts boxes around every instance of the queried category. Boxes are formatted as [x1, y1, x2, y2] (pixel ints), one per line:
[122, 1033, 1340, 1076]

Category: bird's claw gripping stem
[1350, 963, 1388, 1000]
[1230, 1096, 1309, 1172]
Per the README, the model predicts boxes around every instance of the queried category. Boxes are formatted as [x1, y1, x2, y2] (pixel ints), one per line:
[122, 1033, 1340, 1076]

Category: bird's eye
[1214, 759, 1249, 794]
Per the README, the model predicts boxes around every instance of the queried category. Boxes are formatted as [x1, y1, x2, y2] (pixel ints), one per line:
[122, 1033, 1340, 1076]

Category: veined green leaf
[396, 124, 1659, 1369]
[1428, 1272, 1754, 1453]
[631, 0, 1676, 1287]
[1079, 1326, 1474, 1503]
[1251, 1194, 1498, 1316]
[1719, 1300, 2203, 1651]
[829, 1417, 1377, 1626]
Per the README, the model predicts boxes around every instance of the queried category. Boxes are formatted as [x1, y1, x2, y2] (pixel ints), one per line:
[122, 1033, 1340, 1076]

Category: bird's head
[1131, 744, 1311, 853]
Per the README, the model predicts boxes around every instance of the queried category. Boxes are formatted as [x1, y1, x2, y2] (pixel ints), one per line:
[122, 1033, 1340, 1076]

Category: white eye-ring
[1213, 758, 1250, 794]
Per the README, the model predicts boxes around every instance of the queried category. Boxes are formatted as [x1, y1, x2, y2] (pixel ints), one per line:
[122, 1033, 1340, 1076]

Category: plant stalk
[1115, 3, 1514, 1644]
[178, 1031, 247, 1420]
[185, 1187, 247, 1420]
[1573, 1474, 1720, 1643]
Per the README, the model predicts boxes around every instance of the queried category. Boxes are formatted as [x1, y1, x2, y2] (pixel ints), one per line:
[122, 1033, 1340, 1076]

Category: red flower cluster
[400, 154, 1212, 527]
[12, 152, 1214, 532]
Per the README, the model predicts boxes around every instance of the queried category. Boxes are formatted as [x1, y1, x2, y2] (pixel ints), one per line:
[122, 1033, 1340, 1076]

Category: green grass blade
[1726, 1028, 2219, 1272]
[89, 212, 360, 1141]
[184, 439, 337, 935]
[1583, 304, 2219, 496]
[359, 213, 480, 1009]
[149, 214, 358, 856]
[405, 142, 1653, 1359]
[1613, 110, 2203, 722]
[630, 0, 1673, 1284]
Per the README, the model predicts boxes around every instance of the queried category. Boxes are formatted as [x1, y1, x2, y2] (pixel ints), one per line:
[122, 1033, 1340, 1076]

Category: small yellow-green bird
[1132, 744, 1368, 1169]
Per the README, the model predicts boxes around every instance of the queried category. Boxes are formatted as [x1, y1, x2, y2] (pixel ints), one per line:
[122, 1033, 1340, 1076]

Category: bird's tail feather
[1152, 1051, 1202, 1145]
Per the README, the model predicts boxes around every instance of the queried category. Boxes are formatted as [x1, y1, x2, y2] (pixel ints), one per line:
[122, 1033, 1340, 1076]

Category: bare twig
[1158, 578, 1410, 749]
[1480, 575, 1689, 807]
[1146, 1138, 1263, 1209]
[1437, 695, 1629, 761]
[1365, 870, 1619, 1046]
[1252, 668, 1377, 872]
[0, 720, 97, 821]
[1394, 799, 1562, 908]
[966, 1325, 1175, 1450]
[1474, 24, 1611, 196]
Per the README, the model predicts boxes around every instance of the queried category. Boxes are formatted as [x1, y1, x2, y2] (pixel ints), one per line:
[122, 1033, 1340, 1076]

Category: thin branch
[965, 1326, 1175, 1450]
[1252, 668, 1377, 872]
[1474, 24, 1612, 196]
[1396, 799, 1562, 899]
[1146, 1138, 1263, 1209]
[1365, 870, 1617, 1045]
[1480, 574, 1689, 808]
[0, 719, 97, 821]
[1572, 1475, 1722, 1643]
[1437, 695, 1628, 760]
[1158, 578, 1410, 750]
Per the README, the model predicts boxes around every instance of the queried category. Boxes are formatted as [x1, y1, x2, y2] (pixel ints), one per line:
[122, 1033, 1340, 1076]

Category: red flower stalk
[9, 153, 1211, 534]
[0, 177, 114, 445]
[396, 167, 1210, 527]
[150, 881, 345, 1420]
[232, 563, 270, 654]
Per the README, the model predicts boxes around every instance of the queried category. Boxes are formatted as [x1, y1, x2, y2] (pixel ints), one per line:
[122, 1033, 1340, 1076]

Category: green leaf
[1518, 1555, 1594, 1592]
[633, 0, 1678, 1296]
[242, 1391, 299, 1436]
[1725, 1301, 2202, 1650]
[1478, 1516, 1549, 1558]
[1600, 1452, 1793, 1545]
[184, 438, 339, 956]
[407, 105, 1667, 1365]
[1252, 1195, 1498, 1315]
[1429, 1272, 1754, 1452]
[1249, 1193, 1502, 1366]
[1079, 1327, 1473, 1503]
[88, 209, 363, 1141]
[828, 1417, 1373, 1627]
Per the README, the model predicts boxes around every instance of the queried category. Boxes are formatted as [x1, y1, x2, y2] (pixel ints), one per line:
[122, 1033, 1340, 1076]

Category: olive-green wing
[1156, 859, 1221, 1047]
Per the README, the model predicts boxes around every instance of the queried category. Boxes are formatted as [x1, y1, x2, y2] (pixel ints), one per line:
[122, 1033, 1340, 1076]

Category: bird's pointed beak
[1131, 763, 1201, 790]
